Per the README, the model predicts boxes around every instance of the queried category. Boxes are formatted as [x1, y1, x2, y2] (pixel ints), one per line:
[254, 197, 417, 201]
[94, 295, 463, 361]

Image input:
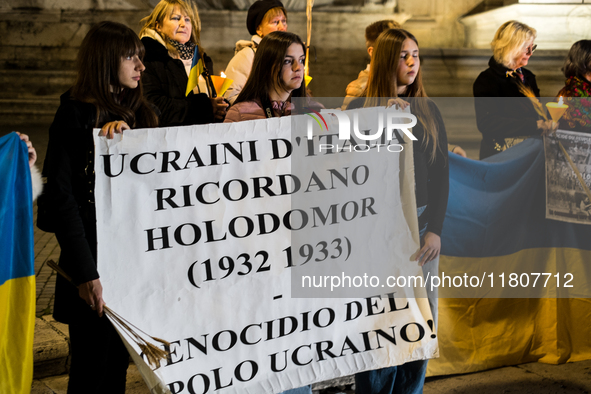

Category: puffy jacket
[224, 99, 291, 123]
[223, 35, 262, 105]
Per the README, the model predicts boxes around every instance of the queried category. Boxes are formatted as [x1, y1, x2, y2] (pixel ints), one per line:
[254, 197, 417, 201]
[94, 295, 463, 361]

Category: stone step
[34, 317, 69, 379]
[0, 70, 75, 99]
[0, 98, 60, 125]
[32, 365, 154, 394]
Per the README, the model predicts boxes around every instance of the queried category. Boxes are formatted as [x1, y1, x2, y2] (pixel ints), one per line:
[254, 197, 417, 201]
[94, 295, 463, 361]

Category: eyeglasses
[525, 44, 537, 55]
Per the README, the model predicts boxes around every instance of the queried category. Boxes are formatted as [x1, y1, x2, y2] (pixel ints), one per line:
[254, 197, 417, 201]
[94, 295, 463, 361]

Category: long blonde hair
[491, 20, 536, 69]
[364, 28, 439, 162]
[140, 0, 203, 57]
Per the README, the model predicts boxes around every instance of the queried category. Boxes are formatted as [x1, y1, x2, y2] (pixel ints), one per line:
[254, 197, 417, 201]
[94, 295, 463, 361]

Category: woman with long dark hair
[42, 21, 158, 393]
[348, 28, 448, 393]
[224, 31, 306, 122]
[223, 30, 312, 394]
[557, 40, 591, 132]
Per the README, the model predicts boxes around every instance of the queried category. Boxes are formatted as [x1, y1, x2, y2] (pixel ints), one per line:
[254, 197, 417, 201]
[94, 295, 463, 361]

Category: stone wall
[461, 3, 591, 49]
[0, 3, 571, 132]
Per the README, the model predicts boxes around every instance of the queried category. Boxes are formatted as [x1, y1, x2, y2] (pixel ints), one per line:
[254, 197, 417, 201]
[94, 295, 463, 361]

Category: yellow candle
[211, 74, 233, 97]
[546, 97, 568, 122]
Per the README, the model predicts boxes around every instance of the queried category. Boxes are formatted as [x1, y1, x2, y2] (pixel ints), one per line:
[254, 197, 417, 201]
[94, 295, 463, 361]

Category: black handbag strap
[261, 95, 275, 119]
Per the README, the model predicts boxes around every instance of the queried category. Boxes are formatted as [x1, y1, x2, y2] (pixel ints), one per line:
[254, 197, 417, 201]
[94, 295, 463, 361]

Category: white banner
[94, 110, 437, 394]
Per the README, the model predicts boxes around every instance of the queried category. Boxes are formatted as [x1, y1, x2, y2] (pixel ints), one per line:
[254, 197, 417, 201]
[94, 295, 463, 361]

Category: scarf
[166, 36, 196, 60]
[271, 100, 291, 117]
[558, 76, 591, 131]
[559, 76, 591, 98]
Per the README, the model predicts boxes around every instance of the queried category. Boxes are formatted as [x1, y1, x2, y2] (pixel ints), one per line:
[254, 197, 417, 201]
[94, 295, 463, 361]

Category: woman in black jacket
[139, 0, 228, 126]
[43, 21, 158, 394]
[473, 20, 556, 159]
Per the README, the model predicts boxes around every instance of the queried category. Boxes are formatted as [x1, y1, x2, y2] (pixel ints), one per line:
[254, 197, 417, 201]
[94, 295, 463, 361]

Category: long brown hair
[234, 31, 307, 106]
[364, 28, 439, 162]
[72, 21, 158, 128]
[562, 40, 591, 81]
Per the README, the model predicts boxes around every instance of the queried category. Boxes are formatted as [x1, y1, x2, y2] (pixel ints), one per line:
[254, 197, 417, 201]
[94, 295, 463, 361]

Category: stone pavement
[30, 358, 591, 393]
[33, 211, 59, 317]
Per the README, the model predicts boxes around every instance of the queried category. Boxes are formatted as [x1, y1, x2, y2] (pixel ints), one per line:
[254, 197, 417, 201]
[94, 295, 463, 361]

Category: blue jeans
[354, 205, 437, 394]
[355, 360, 428, 394]
[281, 386, 312, 394]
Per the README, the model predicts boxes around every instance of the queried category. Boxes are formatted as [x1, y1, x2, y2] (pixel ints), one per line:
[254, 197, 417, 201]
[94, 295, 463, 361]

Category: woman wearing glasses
[473, 20, 556, 159]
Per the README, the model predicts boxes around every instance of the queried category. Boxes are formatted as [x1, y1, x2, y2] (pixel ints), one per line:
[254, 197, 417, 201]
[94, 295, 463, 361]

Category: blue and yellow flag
[429, 137, 591, 376]
[0, 132, 35, 394]
[185, 46, 204, 96]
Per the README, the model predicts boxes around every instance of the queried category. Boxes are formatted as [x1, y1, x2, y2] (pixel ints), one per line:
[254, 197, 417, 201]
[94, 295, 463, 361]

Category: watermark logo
[304, 107, 328, 135]
[305, 108, 418, 142]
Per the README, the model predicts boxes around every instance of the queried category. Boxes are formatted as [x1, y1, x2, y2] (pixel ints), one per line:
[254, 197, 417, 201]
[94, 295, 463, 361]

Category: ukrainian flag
[185, 46, 204, 96]
[429, 137, 591, 376]
[0, 132, 35, 393]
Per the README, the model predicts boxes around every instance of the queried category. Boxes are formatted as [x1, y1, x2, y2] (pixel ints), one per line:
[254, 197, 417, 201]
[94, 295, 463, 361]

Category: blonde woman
[140, 0, 227, 126]
[473, 20, 555, 159]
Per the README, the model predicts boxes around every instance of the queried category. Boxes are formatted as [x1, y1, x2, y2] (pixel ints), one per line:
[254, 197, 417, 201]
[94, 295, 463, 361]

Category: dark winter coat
[473, 57, 543, 159]
[43, 92, 106, 323]
[141, 36, 214, 127]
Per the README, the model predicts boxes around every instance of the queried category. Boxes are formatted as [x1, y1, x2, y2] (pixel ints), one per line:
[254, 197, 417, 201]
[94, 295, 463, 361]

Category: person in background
[343, 19, 401, 108]
[140, 0, 227, 126]
[223, 0, 288, 105]
[473, 20, 556, 159]
[43, 21, 158, 394]
[557, 40, 591, 132]
[347, 28, 448, 393]
[344, 19, 467, 158]
[224, 31, 306, 122]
